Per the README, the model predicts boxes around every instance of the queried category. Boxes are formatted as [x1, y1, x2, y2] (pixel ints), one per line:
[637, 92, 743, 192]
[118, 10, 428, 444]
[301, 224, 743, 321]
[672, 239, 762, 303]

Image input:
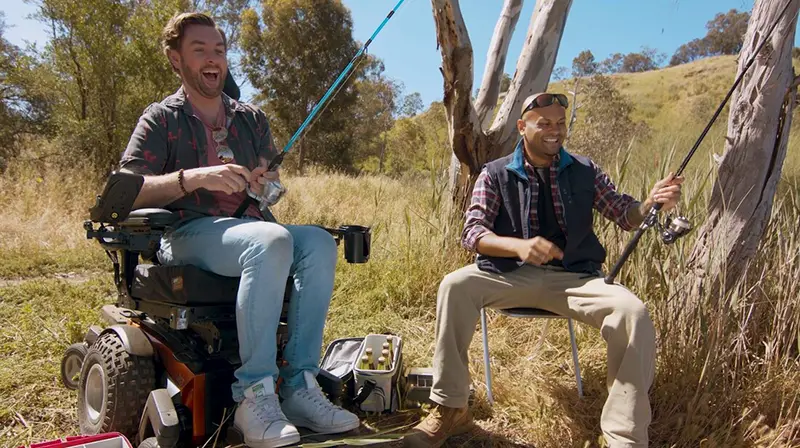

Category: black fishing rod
[604, 0, 796, 284]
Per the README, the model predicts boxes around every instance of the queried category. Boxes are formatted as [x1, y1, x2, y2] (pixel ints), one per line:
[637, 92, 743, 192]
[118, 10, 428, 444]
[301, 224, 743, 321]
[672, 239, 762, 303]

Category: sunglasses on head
[520, 93, 569, 117]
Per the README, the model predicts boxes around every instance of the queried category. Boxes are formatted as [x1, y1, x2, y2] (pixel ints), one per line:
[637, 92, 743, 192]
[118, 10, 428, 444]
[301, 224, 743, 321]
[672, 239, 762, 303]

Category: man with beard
[403, 93, 683, 448]
[118, 12, 359, 448]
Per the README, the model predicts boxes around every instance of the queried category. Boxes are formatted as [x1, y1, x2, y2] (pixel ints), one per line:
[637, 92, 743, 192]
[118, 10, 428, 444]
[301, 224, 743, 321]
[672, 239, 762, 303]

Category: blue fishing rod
[236, 0, 407, 217]
[271, 0, 407, 170]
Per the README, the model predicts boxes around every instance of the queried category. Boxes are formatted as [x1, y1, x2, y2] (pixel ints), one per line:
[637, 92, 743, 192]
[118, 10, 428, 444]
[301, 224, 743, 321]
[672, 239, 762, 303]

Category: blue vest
[475, 141, 606, 275]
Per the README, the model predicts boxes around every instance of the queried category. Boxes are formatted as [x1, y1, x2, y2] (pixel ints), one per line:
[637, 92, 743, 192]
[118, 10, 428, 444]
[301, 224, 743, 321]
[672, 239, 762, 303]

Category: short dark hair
[161, 12, 227, 72]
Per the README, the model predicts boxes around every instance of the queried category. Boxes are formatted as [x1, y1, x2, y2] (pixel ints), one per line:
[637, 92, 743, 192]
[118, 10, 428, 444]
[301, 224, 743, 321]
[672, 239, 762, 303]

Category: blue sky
[3, 0, 797, 107]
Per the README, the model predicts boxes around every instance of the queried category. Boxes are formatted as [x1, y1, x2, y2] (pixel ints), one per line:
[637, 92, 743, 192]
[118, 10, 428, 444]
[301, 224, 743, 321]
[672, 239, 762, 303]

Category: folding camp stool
[480, 307, 583, 405]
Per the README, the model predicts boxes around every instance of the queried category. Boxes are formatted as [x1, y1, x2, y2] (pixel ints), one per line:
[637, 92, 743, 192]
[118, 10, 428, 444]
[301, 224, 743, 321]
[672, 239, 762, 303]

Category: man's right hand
[516, 236, 564, 266]
[184, 165, 253, 195]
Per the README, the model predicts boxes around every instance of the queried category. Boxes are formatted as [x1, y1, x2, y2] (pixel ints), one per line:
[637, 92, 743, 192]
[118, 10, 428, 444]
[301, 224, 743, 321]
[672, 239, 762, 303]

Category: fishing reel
[656, 215, 692, 244]
[642, 210, 692, 244]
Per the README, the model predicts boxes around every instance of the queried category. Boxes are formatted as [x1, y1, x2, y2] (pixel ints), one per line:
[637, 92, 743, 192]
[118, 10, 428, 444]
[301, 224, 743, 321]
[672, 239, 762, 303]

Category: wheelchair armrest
[121, 208, 179, 230]
[89, 170, 144, 224]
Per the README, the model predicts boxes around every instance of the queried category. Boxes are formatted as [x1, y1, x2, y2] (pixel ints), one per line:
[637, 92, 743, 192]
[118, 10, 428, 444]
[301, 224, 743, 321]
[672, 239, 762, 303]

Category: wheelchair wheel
[77, 332, 155, 440]
[60, 342, 88, 390]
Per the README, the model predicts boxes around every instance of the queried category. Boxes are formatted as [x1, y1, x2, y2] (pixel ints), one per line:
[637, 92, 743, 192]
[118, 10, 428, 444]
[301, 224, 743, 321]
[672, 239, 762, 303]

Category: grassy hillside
[549, 55, 800, 180]
[1, 56, 799, 447]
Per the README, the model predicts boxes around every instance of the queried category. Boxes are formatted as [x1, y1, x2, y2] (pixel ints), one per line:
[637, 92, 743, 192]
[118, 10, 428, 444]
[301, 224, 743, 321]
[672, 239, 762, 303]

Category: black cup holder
[324, 225, 371, 263]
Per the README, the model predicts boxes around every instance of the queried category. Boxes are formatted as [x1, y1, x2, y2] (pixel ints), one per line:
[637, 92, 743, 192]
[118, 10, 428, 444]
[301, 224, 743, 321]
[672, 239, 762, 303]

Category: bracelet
[178, 169, 189, 196]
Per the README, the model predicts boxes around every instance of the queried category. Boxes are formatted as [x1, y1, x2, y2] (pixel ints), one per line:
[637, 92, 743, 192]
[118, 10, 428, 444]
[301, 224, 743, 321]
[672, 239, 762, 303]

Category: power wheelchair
[59, 170, 371, 447]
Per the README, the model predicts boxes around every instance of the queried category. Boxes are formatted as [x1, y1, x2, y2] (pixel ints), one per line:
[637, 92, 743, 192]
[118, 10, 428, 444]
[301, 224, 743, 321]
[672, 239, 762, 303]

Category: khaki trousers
[429, 264, 656, 448]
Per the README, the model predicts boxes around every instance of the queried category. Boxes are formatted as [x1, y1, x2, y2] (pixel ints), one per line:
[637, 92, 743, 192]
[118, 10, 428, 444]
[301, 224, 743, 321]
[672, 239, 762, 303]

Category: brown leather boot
[403, 404, 474, 448]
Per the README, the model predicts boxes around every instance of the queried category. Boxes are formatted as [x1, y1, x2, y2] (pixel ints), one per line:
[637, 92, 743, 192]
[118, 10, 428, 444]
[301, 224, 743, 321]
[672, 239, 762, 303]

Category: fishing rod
[237, 0, 408, 217]
[603, 0, 796, 284]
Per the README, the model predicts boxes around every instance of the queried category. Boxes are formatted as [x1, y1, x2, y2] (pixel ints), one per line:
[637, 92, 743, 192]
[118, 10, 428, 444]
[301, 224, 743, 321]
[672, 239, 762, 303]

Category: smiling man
[404, 93, 683, 448]
[118, 12, 359, 448]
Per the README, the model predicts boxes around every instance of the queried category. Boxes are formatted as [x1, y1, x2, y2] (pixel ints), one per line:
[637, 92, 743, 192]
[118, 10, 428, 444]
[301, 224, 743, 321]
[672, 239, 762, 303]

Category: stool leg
[568, 318, 583, 398]
[481, 307, 494, 406]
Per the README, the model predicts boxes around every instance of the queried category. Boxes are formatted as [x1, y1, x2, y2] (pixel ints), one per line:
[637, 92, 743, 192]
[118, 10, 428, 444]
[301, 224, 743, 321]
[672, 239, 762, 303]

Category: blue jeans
[157, 216, 337, 402]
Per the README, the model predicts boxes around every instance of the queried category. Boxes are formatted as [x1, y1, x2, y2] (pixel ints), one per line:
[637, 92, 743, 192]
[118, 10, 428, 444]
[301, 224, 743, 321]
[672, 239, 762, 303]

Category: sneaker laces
[295, 386, 343, 414]
[249, 394, 285, 423]
[426, 406, 443, 422]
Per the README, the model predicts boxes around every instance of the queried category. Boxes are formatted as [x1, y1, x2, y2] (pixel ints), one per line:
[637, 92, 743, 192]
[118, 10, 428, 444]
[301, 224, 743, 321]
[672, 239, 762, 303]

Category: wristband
[178, 169, 189, 196]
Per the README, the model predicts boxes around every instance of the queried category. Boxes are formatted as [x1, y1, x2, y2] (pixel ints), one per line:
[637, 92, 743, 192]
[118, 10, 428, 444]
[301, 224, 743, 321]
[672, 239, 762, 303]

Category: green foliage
[566, 74, 650, 165]
[499, 73, 512, 93]
[349, 56, 402, 173]
[20, 0, 186, 171]
[572, 49, 597, 77]
[376, 102, 449, 177]
[193, 0, 255, 51]
[240, 0, 368, 173]
[620, 47, 665, 72]
[670, 9, 749, 66]
[399, 91, 424, 117]
[0, 13, 52, 172]
[598, 47, 665, 74]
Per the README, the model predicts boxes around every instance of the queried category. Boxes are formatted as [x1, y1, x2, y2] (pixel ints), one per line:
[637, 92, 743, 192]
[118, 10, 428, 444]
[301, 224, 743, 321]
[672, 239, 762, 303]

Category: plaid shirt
[462, 152, 639, 252]
[120, 87, 279, 225]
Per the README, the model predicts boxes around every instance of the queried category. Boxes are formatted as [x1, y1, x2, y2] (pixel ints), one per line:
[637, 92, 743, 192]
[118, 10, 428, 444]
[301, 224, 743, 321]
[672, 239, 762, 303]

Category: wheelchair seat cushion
[122, 208, 179, 229]
[132, 264, 239, 305]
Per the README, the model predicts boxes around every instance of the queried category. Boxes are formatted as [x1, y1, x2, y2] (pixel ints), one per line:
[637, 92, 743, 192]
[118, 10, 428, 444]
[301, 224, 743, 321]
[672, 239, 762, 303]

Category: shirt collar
[505, 137, 574, 181]
[162, 85, 246, 118]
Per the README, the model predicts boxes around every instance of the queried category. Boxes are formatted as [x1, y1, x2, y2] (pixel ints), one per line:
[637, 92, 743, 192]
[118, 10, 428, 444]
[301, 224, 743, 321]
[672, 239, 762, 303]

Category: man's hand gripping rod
[603, 0, 795, 284]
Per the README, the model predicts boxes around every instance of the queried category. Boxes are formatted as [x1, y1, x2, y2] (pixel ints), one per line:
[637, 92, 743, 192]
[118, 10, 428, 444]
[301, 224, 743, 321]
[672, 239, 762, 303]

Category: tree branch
[487, 0, 573, 156]
[431, 0, 481, 171]
[474, 0, 523, 130]
[567, 76, 581, 137]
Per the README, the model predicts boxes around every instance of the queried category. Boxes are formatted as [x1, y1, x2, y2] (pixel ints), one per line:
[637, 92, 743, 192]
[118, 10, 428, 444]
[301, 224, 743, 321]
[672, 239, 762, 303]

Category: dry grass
[2, 56, 800, 447]
[0, 151, 108, 279]
[2, 156, 799, 447]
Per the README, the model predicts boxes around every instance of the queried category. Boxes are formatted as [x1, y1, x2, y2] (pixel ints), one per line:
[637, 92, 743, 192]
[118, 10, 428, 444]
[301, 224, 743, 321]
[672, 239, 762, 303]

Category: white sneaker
[234, 377, 301, 448]
[281, 371, 361, 434]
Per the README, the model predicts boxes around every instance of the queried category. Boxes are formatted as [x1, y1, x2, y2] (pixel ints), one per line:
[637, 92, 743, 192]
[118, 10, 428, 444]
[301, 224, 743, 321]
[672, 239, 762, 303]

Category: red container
[18, 432, 133, 448]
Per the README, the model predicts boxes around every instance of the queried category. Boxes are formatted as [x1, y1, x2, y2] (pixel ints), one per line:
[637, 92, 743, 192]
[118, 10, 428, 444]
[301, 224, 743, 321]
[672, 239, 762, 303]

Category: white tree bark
[474, 0, 523, 130]
[689, 0, 800, 296]
[431, 0, 572, 211]
[487, 0, 573, 160]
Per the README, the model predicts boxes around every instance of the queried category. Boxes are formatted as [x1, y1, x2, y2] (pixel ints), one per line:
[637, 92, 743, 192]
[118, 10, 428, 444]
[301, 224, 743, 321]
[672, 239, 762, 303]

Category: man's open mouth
[543, 137, 560, 144]
[202, 69, 220, 83]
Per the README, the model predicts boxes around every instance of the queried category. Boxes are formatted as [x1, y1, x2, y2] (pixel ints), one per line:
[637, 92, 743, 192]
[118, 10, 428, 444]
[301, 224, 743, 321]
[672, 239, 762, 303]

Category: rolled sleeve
[461, 168, 501, 252]
[119, 103, 169, 175]
[591, 160, 640, 231]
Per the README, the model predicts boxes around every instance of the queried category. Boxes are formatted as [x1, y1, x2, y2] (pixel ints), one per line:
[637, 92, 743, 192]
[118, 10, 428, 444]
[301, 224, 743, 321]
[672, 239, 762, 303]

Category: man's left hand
[644, 172, 684, 212]
[250, 165, 280, 191]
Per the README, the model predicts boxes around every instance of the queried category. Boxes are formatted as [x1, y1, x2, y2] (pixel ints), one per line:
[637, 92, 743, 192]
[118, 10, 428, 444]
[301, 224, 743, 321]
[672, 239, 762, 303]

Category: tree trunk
[431, 0, 572, 214]
[298, 139, 306, 175]
[486, 0, 573, 160]
[688, 0, 800, 297]
[379, 130, 387, 173]
[474, 0, 523, 130]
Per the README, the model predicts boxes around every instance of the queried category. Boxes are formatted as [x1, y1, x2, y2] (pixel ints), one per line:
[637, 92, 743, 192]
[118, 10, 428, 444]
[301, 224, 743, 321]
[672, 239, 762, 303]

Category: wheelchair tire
[60, 342, 88, 390]
[77, 332, 155, 440]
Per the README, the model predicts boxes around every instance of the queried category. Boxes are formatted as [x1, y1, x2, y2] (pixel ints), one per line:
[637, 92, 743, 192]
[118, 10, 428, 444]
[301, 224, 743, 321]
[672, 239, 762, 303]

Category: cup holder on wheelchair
[323, 225, 371, 264]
